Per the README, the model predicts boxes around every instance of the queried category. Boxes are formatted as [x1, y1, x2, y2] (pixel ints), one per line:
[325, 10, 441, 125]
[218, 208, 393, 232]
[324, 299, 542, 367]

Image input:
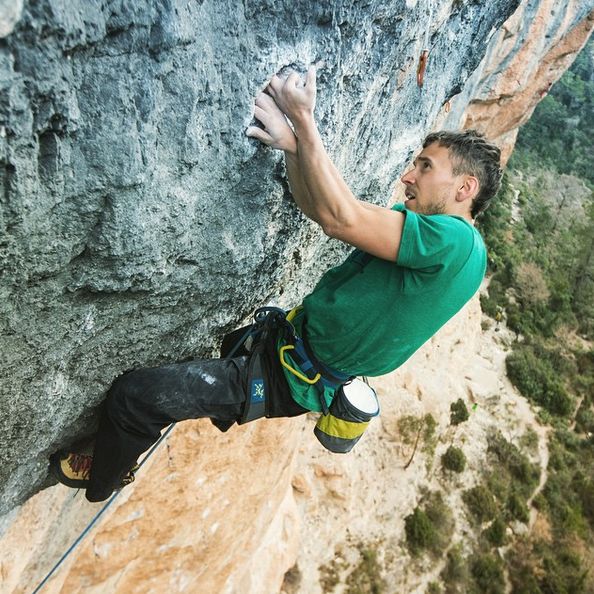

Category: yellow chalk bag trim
[316, 414, 370, 440]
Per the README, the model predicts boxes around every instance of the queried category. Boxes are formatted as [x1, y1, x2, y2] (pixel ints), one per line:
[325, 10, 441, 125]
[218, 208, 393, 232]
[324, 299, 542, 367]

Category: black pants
[87, 335, 308, 502]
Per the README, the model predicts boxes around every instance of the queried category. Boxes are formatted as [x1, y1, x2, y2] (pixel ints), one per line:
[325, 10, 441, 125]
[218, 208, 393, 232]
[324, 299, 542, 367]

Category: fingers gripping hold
[246, 64, 317, 151]
[245, 125, 272, 143]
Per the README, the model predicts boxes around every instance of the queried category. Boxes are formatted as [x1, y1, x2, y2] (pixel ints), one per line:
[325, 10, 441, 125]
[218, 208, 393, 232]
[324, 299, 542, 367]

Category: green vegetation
[469, 554, 505, 594]
[344, 545, 386, 594]
[450, 398, 469, 425]
[440, 545, 469, 592]
[404, 491, 453, 557]
[486, 431, 540, 498]
[463, 485, 498, 523]
[478, 38, 594, 593]
[483, 516, 506, 547]
[441, 445, 466, 473]
[512, 44, 594, 187]
[318, 542, 386, 594]
[397, 413, 439, 469]
[505, 346, 573, 416]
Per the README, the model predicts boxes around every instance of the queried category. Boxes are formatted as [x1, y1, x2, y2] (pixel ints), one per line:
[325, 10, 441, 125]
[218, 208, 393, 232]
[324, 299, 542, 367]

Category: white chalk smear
[200, 372, 216, 385]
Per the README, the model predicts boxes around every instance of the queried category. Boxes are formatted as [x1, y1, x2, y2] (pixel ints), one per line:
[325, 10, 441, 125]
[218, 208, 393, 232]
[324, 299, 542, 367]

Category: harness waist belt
[278, 308, 351, 391]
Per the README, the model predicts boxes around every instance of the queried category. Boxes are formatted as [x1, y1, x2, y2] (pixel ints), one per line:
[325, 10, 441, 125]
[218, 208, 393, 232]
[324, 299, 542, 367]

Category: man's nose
[401, 168, 415, 185]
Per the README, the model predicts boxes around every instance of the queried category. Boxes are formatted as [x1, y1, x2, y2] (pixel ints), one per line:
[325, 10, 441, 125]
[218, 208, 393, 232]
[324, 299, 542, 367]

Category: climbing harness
[234, 305, 352, 421]
[237, 306, 287, 424]
[271, 306, 380, 453]
[279, 307, 351, 408]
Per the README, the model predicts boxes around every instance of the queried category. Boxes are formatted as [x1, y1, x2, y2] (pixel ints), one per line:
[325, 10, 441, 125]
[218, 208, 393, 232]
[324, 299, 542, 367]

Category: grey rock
[0, 0, 23, 38]
[0, 0, 522, 516]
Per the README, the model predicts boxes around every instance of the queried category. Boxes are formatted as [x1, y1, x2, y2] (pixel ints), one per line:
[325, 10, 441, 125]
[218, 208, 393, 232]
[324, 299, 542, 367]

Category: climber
[50, 65, 502, 502]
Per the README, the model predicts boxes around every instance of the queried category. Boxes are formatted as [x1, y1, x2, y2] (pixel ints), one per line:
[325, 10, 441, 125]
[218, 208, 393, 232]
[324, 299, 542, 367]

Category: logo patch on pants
[250, 379, 265, 403]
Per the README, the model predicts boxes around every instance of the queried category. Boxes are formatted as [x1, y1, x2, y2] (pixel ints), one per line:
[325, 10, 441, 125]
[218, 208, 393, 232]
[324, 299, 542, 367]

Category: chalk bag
[314, 378, 380, 454]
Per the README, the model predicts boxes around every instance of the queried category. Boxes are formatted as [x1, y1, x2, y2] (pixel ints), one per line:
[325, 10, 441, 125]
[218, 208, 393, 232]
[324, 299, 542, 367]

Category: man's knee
[104, 370, 147, 422]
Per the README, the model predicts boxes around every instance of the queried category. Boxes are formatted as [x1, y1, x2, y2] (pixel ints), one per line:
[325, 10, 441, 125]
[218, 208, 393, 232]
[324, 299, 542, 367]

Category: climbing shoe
[120, 464, 139, 487]
[50, 451, 139, 491]
[50, 451, 93, 489]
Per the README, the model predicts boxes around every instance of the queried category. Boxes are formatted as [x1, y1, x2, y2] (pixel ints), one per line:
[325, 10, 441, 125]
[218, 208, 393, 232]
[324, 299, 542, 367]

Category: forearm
[292, 116, 360, 234]
[284, 151, 318, 221]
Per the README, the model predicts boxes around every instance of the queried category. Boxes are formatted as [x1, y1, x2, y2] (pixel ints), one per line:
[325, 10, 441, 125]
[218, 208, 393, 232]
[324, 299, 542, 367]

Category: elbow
[320, 212, 355, 240]
[320, 218, 338, 238]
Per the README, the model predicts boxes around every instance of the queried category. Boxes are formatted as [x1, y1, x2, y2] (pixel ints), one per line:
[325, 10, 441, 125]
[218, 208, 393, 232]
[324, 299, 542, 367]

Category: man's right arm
[267, 68, 405, 262]
[284, 151, 319, 221]
[246, 92, 319, 222]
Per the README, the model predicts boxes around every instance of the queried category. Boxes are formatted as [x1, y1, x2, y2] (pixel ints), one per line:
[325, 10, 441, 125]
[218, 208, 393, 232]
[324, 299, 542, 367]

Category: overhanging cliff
[1, 1, 594, 592]
[0, 0, 527, 515]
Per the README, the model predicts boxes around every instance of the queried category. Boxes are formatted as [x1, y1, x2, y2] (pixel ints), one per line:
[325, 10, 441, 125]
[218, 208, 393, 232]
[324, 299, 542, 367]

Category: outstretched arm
[246, 93, 318, 222]
[250, 67, 405, 262]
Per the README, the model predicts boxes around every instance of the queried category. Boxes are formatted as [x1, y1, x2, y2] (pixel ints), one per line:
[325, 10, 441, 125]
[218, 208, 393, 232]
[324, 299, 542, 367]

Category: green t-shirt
[281, 204, 487, 411]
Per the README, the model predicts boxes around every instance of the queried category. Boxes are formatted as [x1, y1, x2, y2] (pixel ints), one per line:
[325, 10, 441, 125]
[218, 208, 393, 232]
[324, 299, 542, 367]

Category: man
[51, 67, 501, 502]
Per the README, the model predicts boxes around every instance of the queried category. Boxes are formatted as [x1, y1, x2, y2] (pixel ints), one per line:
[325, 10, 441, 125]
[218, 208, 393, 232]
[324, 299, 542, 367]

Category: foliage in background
[441, 445, 466, 473]
[404, 491, 454, 557]
[449, 398, 470, 425]
[478, 37, 594, 593]
[512, 42, 594, 188]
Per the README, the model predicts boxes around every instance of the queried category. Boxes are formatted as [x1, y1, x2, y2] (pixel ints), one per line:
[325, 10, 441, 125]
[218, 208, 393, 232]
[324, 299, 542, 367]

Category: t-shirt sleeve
[392, 205, 474, 270]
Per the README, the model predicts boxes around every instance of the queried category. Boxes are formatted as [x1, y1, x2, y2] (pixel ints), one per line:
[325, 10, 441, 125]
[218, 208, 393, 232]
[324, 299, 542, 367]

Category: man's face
[400, 143, 462, 215]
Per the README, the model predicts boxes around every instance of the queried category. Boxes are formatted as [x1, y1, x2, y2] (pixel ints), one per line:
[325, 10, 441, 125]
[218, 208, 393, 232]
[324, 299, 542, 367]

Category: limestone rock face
[445, 0, 594, 162]
[0, 0, 23, 38]
[0, 0, 521, 517]
[1, 1, 593, 593]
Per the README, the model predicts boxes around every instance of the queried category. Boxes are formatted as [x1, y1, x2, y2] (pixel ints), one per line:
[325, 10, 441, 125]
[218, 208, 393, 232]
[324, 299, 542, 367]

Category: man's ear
[456, 175, 479, 203]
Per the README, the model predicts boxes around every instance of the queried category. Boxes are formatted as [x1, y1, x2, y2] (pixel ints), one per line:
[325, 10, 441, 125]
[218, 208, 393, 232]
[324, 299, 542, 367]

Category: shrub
[404, 508, 435, 555]
[506, 346, 573, 416]
[507, 492, 530, 524]
[442, 446, 466, 473]
[576, 406, 594, 434]
[450, 399, 469, 425]
[487, 431, 540, 494]
[515, 262, 550, 305]
[463, 485, 497, 523]
[440, 545, 468, 588]
[470, 554, 505, 594]
[404, 492, 453, 557]
[576, 479, 594, 527]
[344, 545, 386, 594]
[483, 516, 507, 547]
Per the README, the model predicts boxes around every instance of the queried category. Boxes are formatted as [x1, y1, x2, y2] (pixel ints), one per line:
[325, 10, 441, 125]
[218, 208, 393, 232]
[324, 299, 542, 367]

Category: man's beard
[415, 198, 447, 215]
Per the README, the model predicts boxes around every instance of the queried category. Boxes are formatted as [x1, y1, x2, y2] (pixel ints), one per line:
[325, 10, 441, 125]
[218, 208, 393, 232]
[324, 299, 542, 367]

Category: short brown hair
[423, 130, 502, 218]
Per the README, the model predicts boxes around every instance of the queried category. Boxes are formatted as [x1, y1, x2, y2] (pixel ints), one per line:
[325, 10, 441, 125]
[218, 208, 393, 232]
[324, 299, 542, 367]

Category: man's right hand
[267, 66, 316, 127]
[246, 92, 297, 154]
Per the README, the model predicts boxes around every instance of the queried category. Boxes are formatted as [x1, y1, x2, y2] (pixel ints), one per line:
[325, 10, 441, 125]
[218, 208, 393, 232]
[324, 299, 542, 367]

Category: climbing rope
[31, 423, 176, 594]
[31, 323, 255, 593]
